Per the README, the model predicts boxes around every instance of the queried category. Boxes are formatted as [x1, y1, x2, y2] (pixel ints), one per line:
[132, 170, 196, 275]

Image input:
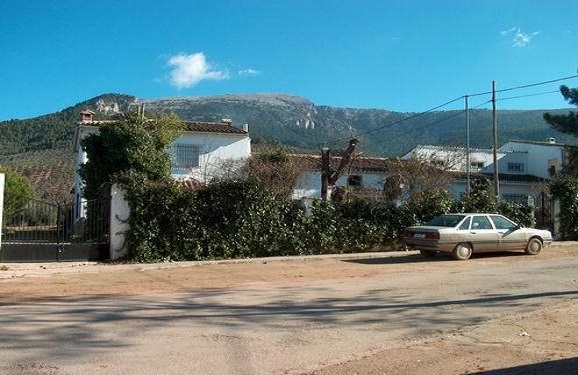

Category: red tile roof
[78, 118, 248, 135]
[287, 153, 391, 172]
[184, 121, 248, 135]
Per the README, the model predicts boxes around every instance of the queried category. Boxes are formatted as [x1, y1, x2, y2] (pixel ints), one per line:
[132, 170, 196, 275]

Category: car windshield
[425, 214, 466, 227]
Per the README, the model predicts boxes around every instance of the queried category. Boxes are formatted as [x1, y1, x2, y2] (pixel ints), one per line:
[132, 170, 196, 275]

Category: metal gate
[534, 191, 553, 231]
[1, 198, 109, 262]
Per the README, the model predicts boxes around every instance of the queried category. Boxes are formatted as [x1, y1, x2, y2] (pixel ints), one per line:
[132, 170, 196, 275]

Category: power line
[327, 95, 464, 144]
[496, 89, 562, 103]
[387, 99, 492, 146]
[323, 73, 577, 147]
[468, 74, 578, 97]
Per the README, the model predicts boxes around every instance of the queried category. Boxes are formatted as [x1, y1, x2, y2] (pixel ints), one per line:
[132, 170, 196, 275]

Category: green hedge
[121, 177, 535, 262]
[551, 175, 578, 240]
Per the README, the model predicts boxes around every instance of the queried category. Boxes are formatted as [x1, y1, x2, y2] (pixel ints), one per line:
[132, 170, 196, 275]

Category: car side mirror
[512, 224, 521, 231]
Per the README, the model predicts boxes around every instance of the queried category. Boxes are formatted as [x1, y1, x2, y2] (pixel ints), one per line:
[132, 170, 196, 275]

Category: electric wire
[323, 74, 578, 148]
[326, 95, 465, 145]
[496, 89, 563, 103]
[467, 74, 578, 97]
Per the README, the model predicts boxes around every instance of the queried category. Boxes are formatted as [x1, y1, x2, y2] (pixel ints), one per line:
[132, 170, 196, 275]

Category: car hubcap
[458, 245, 471, 258]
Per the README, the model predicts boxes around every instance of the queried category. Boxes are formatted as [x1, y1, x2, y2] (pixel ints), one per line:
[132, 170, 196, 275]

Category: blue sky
[1, 0, 578, 121]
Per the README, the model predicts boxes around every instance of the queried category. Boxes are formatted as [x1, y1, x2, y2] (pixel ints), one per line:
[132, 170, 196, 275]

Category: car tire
[525, 238, 543, 255]
[452, 242, 472, 260]
[420, 250, 437, 258]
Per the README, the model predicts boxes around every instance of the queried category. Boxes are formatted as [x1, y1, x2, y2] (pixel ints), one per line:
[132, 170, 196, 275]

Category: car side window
[472, 216, 492, 230]
[458, 217, 471, 230]
[490, 215, 516, 230]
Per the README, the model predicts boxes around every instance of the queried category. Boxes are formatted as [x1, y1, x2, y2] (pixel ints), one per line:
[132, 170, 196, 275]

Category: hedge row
[121, 176, 534, 262]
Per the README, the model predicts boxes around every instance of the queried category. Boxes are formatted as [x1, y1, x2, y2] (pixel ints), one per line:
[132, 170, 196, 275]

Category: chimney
[80, 110, 95, 123]
[242, 123, 249, 132]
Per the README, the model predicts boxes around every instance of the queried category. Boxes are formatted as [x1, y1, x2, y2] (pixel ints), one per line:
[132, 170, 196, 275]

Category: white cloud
[500, 26, 517, 36]
[167, 52, 228, 89]
[500, 27, 540, 47]
[238, 68, 260, 77]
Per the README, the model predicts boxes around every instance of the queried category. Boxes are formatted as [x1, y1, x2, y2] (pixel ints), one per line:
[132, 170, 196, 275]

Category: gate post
[0, 173, 4, 249]
[110, 184, 130, 260]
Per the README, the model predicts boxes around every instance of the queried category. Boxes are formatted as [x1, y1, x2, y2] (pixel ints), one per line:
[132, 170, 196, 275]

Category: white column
[110, 184, 130, 260]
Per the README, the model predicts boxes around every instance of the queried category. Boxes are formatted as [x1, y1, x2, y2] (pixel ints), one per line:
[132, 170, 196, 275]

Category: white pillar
[110, 184, 130, 260]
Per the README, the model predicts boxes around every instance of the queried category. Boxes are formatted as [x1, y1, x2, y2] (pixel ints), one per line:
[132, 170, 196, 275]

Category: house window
[507, 162, 525, 173]
[173, 144, 200, 169]
[348, 175, 363, 187]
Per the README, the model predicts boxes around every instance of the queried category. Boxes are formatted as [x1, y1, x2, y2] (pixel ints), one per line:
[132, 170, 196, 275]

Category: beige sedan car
[404, 213, 553, 260]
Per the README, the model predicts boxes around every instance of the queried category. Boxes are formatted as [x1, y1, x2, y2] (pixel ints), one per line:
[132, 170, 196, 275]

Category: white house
[290, 153, 388, 200]
[498, 139, 567, 179]
[169, 119, 251, 181]
[73, 111, 251, 219]
[402, 139, 570, 204]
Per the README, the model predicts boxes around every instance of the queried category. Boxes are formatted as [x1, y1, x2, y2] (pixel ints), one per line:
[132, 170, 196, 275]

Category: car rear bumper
[404, 239, 456, 252]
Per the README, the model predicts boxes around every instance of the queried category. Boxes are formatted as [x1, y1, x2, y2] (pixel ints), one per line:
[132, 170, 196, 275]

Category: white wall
[499, 141, 564, 179]
[403, 145, 506, 173]
[292, 171, 385, 199]
[170, 132, 251, 181]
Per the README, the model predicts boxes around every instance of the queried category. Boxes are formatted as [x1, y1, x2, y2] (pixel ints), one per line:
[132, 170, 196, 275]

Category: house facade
[73, 111, 251, 219]
[169, 120, 251, 182]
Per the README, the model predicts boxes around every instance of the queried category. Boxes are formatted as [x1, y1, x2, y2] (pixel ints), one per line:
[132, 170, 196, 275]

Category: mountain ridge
[1, 92, 574, 202]
[0, 92, 575, 157]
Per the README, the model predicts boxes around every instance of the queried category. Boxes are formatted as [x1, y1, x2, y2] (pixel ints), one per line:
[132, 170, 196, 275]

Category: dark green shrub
[0, 166, 35, 221]
[461, 178, 499, 213]
[551, 175, 578, 240]
[498, 201, 534, 227]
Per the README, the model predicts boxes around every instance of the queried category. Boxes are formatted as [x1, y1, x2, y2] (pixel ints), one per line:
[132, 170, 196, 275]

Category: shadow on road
[343, 251, 528, 265]
[471, 356, 578, 374]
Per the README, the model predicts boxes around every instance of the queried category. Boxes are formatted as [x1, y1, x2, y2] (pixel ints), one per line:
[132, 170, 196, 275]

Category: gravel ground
[1, 243, 577, 374]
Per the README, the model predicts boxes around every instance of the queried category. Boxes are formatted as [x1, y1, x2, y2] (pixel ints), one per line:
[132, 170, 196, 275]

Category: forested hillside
[0, 94, 135, 202]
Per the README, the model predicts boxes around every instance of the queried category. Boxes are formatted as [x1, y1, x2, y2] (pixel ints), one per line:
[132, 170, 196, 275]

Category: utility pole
[465, 95, 471, 196]
[492, 81, 500, 198]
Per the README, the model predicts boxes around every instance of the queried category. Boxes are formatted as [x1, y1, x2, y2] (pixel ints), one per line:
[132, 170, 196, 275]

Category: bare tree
[386, 147, 462, 204]
[242, 148, 301, 199]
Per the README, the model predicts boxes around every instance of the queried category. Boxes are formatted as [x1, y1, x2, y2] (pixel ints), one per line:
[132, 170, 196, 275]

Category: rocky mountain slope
[142, 93, 576, 156]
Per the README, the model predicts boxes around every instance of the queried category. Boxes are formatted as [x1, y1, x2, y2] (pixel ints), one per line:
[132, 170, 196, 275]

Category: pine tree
[544, 85, 578, 175]
[543, 85, 578, 136]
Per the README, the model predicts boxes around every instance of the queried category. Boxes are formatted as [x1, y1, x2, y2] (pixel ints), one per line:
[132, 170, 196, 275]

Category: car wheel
[420, 250, 437, 258]
[525, 238, 543, 255]
[452, 243, 472, 260]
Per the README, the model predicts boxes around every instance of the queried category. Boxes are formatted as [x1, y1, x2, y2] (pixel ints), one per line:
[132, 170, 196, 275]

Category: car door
[469, 215, 501, 252]
[490, 215, 526, 251]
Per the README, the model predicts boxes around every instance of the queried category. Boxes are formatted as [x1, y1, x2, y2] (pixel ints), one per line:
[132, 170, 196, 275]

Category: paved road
[1, 252, 577, 374]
